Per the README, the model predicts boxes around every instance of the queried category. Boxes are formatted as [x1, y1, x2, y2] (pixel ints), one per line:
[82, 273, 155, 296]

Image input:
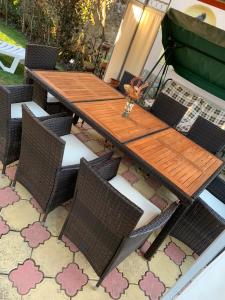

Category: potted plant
[122, 78, 148, 118]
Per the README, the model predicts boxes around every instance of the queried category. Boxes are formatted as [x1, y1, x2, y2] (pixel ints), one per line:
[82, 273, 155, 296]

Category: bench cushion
[199, 190, 225, 219]
[162, 80, 225, 132]
[109, 175, 161, 229]
[60, 134, 98, 167]
[11, 101, 49, 118]
[47, 93, 59, 103]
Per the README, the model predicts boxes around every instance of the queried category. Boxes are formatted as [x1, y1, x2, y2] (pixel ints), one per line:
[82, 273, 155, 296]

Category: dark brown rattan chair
[171, 176, 225, 255]
[25, 44, 58, 71]
[150, 93, 188, 127]
[24, 44, 70, 115]
[59, 157, 178, 286]
[186, 116, 225, 155]
[0, 84, 59, 174]
[12, 106, 112, 221]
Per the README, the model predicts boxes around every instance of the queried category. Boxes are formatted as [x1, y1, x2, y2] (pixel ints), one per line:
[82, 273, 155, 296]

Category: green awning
[162, 8, 225, 100]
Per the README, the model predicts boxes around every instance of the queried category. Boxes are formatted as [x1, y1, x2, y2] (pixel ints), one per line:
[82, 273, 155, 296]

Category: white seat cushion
[109, 175, 161, 229]
[61, 134, 98, 167]
[11, 101, 49, 118]
[199, 190, 225, 219]
[47, 93, 59, 103]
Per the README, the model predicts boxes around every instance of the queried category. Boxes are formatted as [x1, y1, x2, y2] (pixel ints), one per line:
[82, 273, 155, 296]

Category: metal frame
[108, 0, 171, 81]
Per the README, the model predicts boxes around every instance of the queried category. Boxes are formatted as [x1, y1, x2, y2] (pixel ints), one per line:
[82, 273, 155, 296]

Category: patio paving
[0, 122, 196, 300]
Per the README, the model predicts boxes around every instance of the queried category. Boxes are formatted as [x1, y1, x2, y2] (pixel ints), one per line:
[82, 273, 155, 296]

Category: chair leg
[72, 114, 79, 125]
[41, 213, 48, 224]
[2, 164, 6, 175]
[58, 215, 70, 240]
[96, 276, 105, 288]
[11, 179, 16, 189]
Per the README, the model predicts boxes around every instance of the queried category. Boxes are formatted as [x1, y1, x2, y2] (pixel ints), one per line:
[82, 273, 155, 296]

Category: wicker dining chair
[25, 44, 58, 71]
[12, 105, 113, 221]
[171, 176, 225, 255]
[24, 44, 70, 115]
[186, 116, 225, 155]
[59, 157, 178, 286]
[0, 84, 62, 174]
[150, 93, 188, 127]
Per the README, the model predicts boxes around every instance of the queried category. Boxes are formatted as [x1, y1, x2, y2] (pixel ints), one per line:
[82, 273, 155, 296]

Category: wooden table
[126, 128, 223, 198]
[28, 70, 124, 103]
[126, 128, 224, 259]
[74, 99, 169, 143]
[27, 69, 224, 259]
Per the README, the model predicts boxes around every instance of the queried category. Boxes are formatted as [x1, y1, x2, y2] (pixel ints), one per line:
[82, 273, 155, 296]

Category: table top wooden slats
[74, 99, 169, 143]
[31, 71, 124, 102]
[28, 70, 223, 199]
[126, 128, 223, 197]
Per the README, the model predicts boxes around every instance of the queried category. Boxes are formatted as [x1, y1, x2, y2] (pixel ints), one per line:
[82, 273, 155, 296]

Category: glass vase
[122, 97, 135, 118]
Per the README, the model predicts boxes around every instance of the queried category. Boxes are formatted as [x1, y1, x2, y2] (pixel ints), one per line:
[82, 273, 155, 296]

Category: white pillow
[109, 175, 161, 229]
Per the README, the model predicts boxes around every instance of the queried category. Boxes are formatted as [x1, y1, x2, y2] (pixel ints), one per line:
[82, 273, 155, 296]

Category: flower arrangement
[122, 77, 148, 117]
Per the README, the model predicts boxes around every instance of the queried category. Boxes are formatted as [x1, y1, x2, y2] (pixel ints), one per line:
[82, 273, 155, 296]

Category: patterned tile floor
[0, 122, 196, 300]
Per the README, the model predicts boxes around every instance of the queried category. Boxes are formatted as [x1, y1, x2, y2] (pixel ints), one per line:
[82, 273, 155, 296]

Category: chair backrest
[151, 93, 188, 127]
[117, 71, 136, 94]
[64, 158, 143, 276]
[25, 44, 58, 70]
[187, 116, 225, 154]
[0, 85, 11, 160]
[207, 177, 225, 204]
[16, 106, 65, 210]
[0, 85, 11, 119]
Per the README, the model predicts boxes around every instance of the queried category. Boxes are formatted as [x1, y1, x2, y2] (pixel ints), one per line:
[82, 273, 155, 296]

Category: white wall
[144, 0, 225, 110]
[176, 250, 225, 300]
[171, 0, 225, 29]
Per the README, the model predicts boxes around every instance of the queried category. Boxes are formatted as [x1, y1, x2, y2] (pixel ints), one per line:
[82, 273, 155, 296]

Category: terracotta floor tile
[0, 216, 10, 237]
[22, 278, 69, 300]
[148, 252, 181, 288]
[0, 274, 21, 300]
[180, 256, 195, 275]
[72, 282, 112, 300]
[74, 252, 98, 280]
[87, 129, 105, 141]
[121, 170, 139, 184]
[6, 166, 17, 181]
[1, 200, 40, 231]
[0, 176, 11, 189]
[71, 125, 81, 134]
[45, 206, 68, 236]
[85, 140, 105, 153]
[170, 237, 194, 256]
[0, 231, 31, 273]
[157, 186, 178, 203]
[117, 163, 128, 175]
[164, 242, 186, 266]
[118, 252, 148, 284]
[0, 187, 19, 208]
[101, 269, 129, 300]
[139, 271, 166, 300]
[0, 124, 197, 299]
[56, 263, 88, 297]
[15, 182, 32, 200]
[32, 237, 73, 277]
[9, 259, 44, 295]
[133, 179, 155, 199]
[120, 285, 148, 300]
